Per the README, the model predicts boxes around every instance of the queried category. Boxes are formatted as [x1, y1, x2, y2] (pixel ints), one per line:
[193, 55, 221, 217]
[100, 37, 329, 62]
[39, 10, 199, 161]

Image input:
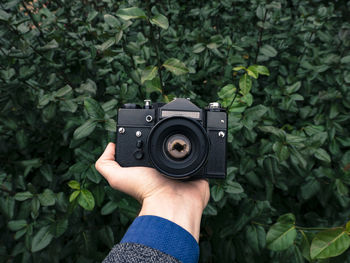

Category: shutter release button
[133, 150, 144, 160]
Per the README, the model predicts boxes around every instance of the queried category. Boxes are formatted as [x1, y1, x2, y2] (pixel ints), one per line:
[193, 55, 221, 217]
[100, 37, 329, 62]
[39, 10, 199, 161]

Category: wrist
[139, 193, 204, 242]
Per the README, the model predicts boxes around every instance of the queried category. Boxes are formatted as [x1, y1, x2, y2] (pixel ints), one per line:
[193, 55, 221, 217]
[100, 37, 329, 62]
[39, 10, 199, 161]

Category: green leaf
[115, 30, 123, 45]
[60, 100, 78, 113]
[55, 85, 72, 97]
[314, 148, 331, 163]
[211, 185, 224, 202]
[255, 65, 270, 76]
[99, 38, 116, 51]
[0, 9, 11, 21]
[273, 141, 290, 161]
[73, 119, 97, 140]
[69, 190, 80, 202]
[8, 220, 27, 231]
[225, 181, 244, 194]
[286, 81, 301, 94]
[241, 93, 253, 106]
[340, 55, 350, 64]
[346, 221, 350, 232]
[266, 222, 297, 251]
[38, 40, 59, 51]
[277, 213, 296, 224]
[116, 7, 147, 20]
[99, 226, 115, 248]
[141, 66, 158, 84]
[300, 230, 312, 261]
[247, 66, 259, 79]
[38, 94, 52, 108]
[239, 73, 252, 95]
[145, 77, 162, 94]
[162, 58, 189, 76]
[310, 228, 350, 259]
[0, 197, 15, 219]
[68, 180, 80, 190]
[336, 179, 349, 196]
[84, 98, 105, 119]
[218, 84, 236, 99]
[87, 10, 98, 22]
[233, 66, 246, 71]
[150, 14, 169, 30]
[50, 219, 68, 238]
[38, 189, 55, 206]
[301, 178, 321, 200]
[104, 119, 117, 132]
[203, 203, 217, 216]
[31, 226, 54, 253]
[260, 44, 278, 57]
[78, 189, 95, 211]
[101, 201, 118, 215]
[104, 14, 120, 28]
[290, 94, 304, 101]
[246, 225, 266, 254]
[14, 191, 33, 201]
[193, 43, 206, 53]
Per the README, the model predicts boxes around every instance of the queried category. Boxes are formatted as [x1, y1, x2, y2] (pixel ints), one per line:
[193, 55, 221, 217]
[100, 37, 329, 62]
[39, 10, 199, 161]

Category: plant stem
[254, 9, 268, 64]
[146, 0, 165, 97]
[295, 226, 330, 231]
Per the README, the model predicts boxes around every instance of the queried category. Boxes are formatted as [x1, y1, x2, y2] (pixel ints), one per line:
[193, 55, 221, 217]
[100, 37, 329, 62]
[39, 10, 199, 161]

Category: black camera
[115, 98, 227, 180]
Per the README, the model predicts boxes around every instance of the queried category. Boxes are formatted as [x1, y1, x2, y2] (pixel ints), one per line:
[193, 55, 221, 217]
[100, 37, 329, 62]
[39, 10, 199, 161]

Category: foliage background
[1, 0, 350, 262]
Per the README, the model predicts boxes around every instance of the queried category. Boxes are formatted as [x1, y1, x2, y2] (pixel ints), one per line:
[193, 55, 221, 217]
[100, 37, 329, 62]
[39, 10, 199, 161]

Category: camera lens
[147, 117, 209, 179]
[165, 134, 191, 160]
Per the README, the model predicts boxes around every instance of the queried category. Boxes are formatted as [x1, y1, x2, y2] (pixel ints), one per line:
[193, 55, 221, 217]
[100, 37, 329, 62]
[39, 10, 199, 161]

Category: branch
[146, 0, 165, 96]
[254, 9, 268, 64]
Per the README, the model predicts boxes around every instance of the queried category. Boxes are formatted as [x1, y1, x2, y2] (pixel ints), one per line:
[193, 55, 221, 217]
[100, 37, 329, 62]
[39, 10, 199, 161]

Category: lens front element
[165, 134, 191, 160]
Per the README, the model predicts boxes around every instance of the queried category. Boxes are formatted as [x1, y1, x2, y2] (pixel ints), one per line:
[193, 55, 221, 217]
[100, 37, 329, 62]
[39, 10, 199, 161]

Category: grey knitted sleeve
[102, 242, 181, 263]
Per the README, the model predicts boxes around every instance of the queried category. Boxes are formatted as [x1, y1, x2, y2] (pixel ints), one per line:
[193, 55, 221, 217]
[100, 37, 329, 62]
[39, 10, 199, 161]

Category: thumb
[95, 142, 121, 182]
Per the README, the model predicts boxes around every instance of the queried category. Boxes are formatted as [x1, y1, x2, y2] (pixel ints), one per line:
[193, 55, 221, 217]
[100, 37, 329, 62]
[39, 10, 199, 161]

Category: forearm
[139, 193, 204, 242]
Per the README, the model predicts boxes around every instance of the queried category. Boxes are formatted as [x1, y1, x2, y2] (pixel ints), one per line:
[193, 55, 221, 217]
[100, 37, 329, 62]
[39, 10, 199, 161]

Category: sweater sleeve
[103, 215, 199, 263]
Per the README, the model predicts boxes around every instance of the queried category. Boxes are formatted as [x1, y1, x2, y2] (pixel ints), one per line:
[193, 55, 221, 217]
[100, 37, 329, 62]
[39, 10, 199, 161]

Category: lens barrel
[147, 117, 209, 179]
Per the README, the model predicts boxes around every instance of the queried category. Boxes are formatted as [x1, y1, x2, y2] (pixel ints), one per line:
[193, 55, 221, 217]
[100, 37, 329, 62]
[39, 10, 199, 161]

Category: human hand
[95, 142, 210, 242]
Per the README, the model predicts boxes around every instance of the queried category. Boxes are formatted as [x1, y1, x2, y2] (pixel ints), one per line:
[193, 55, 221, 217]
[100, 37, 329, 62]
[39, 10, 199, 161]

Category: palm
[95, 143, 209, 207]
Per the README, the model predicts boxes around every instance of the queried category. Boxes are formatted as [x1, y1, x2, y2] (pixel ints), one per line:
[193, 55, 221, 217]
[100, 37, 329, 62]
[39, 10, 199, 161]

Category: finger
[98, 142, 120, 164]
[95, 143, 143, 198]
[95, 143, 121, 180]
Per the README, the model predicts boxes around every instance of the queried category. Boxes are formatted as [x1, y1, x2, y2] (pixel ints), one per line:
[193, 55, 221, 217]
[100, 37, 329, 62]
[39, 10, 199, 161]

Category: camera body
[115, 98, 227, 180]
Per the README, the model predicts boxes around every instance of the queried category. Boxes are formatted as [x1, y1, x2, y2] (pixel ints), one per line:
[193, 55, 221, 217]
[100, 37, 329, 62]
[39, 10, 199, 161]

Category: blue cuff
[121, 215, 199, 263]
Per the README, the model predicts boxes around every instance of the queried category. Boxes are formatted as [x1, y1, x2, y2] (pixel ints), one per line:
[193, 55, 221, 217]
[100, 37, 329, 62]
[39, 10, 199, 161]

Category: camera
[115, 98, 227, 179]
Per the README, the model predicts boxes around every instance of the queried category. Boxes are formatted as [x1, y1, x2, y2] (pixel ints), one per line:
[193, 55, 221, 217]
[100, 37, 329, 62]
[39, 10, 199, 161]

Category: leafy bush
[1, 0, 350, 262]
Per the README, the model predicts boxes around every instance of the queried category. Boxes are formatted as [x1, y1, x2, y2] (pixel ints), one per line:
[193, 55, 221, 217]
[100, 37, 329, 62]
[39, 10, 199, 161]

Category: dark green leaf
[84, 98, 105, 119]
[8, 220, 27, 231]
[38, 189, 55, 206]
[310, 228, 350, 259]
[78, 189, 95, 211]
[14, 191, 33, 201]
[239, 73, 252, 95]
[260, 44, 277, 57]
[225, 181, 244, 194]
[104, 14, 120, 28]
[266, 222, 297, 251]
[211, 185, 224, 202]
[162, 58, 189, 76]
[150, 14, 169, 29]
[116, 7, 147, 20]
[73, 120, 97, 140]
[141, 66, 158, 84]
[31, 226, 54, 253]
